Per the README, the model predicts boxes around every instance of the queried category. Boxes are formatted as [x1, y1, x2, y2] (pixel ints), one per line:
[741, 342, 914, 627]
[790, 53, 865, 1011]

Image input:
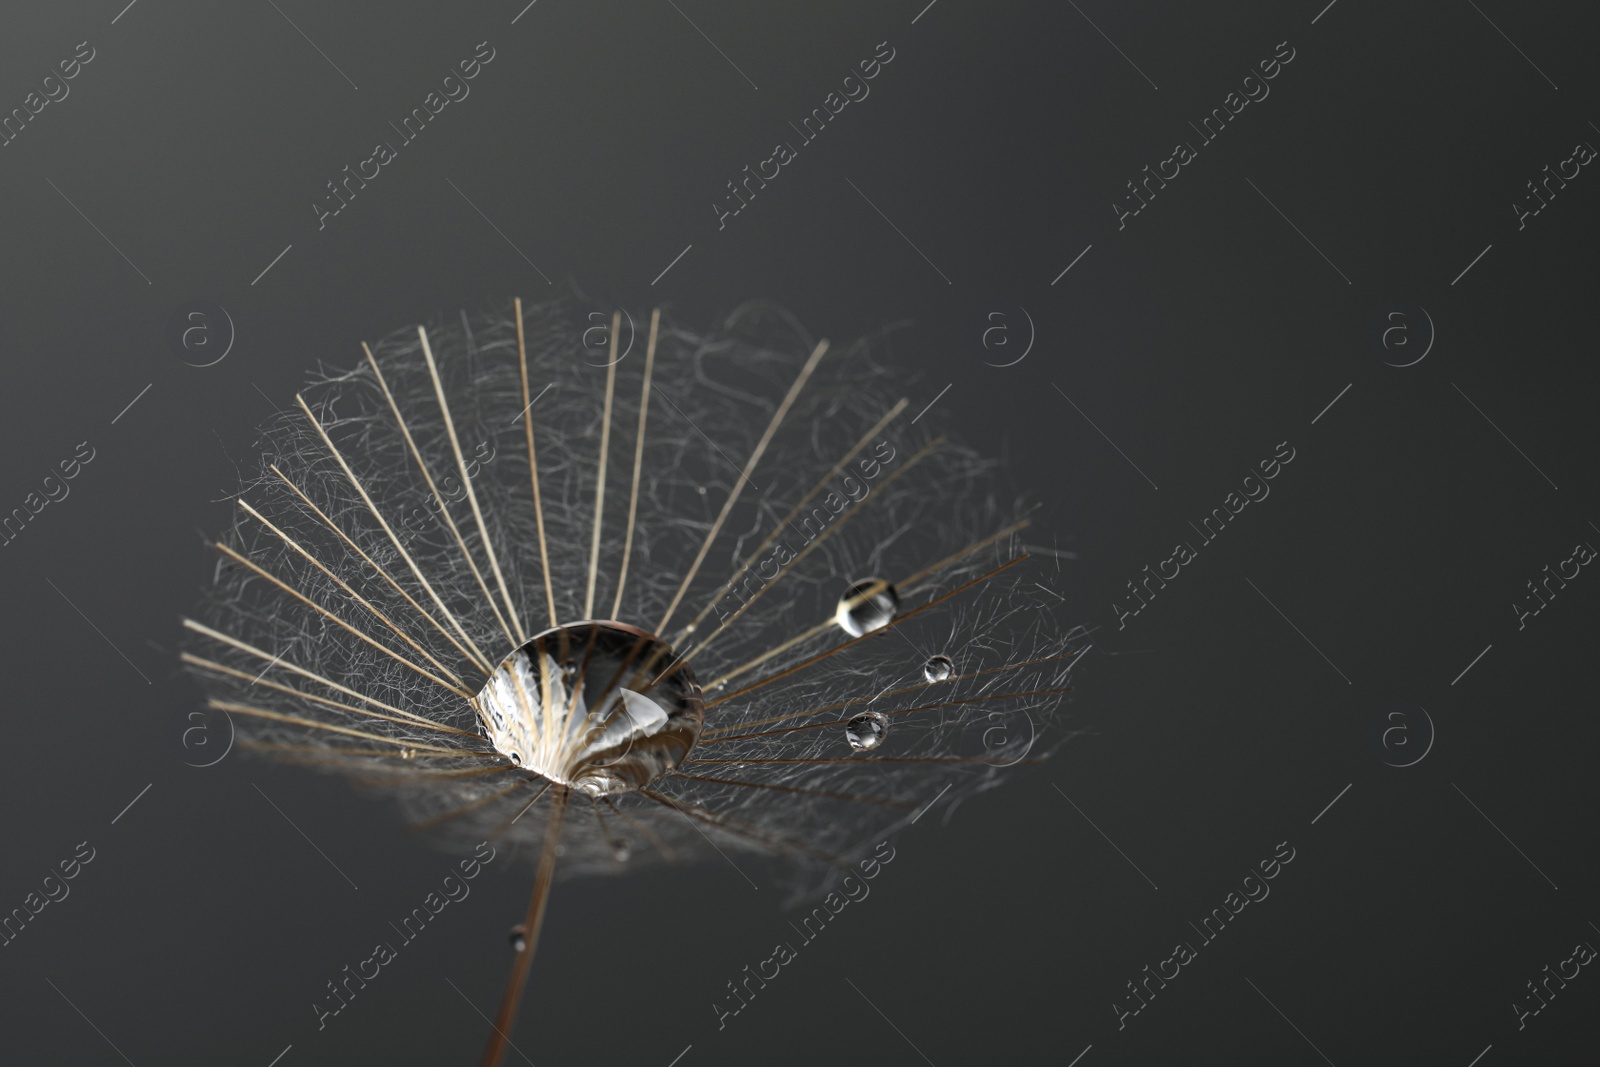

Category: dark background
[1, 1, 1596, 1064]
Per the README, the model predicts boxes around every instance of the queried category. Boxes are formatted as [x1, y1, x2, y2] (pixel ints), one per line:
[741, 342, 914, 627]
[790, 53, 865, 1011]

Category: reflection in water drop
[475, 622, 703, 796]
[923, 655, 955, 683]
[845, 711, 889, 751]
[836, 579, 898, 637]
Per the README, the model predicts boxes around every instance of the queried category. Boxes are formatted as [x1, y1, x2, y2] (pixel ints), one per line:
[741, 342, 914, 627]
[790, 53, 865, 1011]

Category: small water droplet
[845, 711, 889, 751]
[509, 924, 527, 953]
[508, 751, 522, 766]
[923, 655, 955, 683]
[400, 747, 416, 760]
[836, 579, 898, 637]
[611, 838, 631, 863]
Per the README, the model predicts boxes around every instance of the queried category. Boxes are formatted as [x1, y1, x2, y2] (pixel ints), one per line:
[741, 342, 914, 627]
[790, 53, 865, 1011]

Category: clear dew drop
[845, 711, 889, 751]
[478, 621, 704, 796]
[509, 924, 527, 953]
[836, 579, 898, 637]
[923, 655, 955, 683]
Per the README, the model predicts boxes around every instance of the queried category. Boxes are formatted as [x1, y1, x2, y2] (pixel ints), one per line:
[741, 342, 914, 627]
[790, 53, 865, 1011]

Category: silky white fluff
[183, 296, 1084, 888]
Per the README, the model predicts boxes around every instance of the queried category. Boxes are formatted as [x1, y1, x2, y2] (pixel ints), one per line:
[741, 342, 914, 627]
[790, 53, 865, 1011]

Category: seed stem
[480, 785, 568, 1067]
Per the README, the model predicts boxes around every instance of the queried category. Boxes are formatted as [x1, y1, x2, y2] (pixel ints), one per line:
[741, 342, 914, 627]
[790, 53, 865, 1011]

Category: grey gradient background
[1, 0, 1597, 1064]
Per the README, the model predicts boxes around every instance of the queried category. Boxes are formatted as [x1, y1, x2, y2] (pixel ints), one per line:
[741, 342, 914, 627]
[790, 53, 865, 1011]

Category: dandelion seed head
[184, 296, 1085, 887]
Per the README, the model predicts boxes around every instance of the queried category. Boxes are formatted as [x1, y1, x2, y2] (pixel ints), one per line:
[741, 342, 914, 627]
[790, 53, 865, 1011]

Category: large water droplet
[836, 579, 898, 637]
[845, 711, 889, 751]
[476, 622, 703, 796]
[923, 655, 955, 683]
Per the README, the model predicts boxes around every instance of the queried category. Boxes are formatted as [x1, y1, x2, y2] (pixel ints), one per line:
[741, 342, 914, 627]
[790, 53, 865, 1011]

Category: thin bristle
[671, 396, 910, 647]
[417, 326, 526, 644]
[515, 297, 559, 630]
[364, 343, 518, 652]
[211, 541, 471, 698]
[585, 314, 620, 619]
[183, 619, 428, 722]
[269, 463, 493, 675]
[611, 309, 659, 621]
[294, 393, 495, 670]
[703, 646, 1088, 737]
[654, 339, 829, 635]
[705, 554, 1030, 702]
[182, 652, 478, 737]
[669, 771, 915, 809]
[236, 499, 467, 689]
[677, 434, 946, 673]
